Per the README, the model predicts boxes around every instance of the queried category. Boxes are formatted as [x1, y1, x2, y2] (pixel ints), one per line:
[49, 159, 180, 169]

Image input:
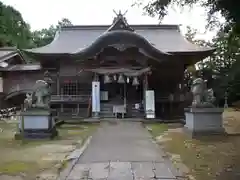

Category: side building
[1, 13, 214, 121]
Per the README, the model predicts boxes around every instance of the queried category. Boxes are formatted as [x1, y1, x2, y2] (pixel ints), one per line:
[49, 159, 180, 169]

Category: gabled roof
[0, 64, 41, 71]
[0, 47, 42, 72]
[0, 47, 26, 63]
[23, 12, 214, 61]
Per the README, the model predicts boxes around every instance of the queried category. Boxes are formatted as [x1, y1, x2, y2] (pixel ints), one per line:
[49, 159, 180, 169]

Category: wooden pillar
[0, 72, 4, 109]
[143, 74, 148, 114]
[57, 72, 60, 95]
[77, 104, 80, 115]
[61, 104, 63, 112]
[0, 72, 3, 93]
[124, 82, 127, 106]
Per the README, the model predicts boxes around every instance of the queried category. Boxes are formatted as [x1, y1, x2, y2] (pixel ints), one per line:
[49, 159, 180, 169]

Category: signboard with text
[92, 81, 100, 112]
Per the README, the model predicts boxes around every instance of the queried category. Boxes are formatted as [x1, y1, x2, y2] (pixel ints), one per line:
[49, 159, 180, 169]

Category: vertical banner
[145, 90, 155, 119]
[92, 81, 100, 112]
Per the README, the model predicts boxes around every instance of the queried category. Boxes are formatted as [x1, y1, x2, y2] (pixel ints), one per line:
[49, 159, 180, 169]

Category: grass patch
[145, 123, 169, 137]
[157, 111, 240, 180]
[0, 161, 37, 175]
[0, 121, 98, 179]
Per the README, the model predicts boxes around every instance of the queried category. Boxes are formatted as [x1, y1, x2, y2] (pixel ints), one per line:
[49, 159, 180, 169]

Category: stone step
[100, 114, 115, 118]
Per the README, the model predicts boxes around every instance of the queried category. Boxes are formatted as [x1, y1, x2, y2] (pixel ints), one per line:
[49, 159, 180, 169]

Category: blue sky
[2, 0, 218, 40]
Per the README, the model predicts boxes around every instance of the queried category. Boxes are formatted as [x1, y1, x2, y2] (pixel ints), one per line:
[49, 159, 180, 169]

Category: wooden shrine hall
[0, 12, 214, 120]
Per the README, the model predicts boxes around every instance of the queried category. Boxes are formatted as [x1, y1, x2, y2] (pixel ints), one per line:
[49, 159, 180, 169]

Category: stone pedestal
[15, 109, 58, 139]
[184, 108, 225, 136]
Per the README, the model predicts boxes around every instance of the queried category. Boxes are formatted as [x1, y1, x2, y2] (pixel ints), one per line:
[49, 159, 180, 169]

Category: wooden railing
[50, 95, 90, 102]
[53, 108, 89, 118]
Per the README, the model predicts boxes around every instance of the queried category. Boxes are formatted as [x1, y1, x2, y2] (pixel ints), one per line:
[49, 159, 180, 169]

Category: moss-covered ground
[0, 121, 98, 180]
[146, 110, 240, 180]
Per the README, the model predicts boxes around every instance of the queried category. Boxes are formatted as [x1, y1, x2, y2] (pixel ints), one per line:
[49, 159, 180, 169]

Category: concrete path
[66, 122, 181, 180]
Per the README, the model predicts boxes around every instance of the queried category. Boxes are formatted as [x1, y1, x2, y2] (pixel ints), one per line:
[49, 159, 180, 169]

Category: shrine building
[0, 12, 214, 121]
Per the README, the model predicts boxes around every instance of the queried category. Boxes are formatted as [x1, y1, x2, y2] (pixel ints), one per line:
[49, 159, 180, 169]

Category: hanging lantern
[104, 74, 112, 84]
[132, 77, 139, 86]
[127, 77, 130, 83]
[118, 74, 125, 84]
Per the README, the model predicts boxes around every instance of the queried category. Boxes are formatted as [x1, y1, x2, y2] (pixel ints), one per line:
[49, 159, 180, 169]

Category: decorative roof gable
[107, 10, 134, 32]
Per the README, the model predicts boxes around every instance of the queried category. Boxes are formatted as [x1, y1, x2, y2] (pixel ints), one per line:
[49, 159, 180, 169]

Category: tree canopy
[183, 26, 240, 105]
[137, 0, 240, 33]
[136, 0, 240, 105]
[0, 2, 32, 48]
[32, 18, 72, 47]
[0, 2, 72, 48]
[153, 0, 240, 105]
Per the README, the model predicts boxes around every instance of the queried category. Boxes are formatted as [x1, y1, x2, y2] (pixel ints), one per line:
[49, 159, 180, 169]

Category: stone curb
[143, 123, 187, 179]
[57, 136, 92, 180]
[151, 137, 186, 179]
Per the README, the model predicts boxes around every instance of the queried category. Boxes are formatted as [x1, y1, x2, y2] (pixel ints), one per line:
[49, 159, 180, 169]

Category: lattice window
[60, 78, 91, 95]
[61, 80, 78, 95]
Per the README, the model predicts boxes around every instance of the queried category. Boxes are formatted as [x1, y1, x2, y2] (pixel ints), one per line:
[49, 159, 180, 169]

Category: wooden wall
[59, 60, 93, 83]
[3, 71, 43, 94]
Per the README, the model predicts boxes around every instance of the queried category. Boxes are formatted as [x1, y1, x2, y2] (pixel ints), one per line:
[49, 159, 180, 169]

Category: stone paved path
[66, 122, 180, 180]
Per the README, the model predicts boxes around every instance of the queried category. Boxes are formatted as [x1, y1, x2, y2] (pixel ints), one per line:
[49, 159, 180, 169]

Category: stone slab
[19, 115, 50, 129]
[153, 162, 175, 179]
[20, 109, 51, 116]
[68, 164, 91, 179]
[67, 149, 83, 160]
[108, 162, 133, 180]
[131, 162, 155, 179]
[184, 107, 223, 113]
[88, 162, 109, 179]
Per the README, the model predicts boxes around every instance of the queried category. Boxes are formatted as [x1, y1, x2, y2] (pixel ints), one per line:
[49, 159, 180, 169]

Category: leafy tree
[135, 0, 240, 105]
[182, 25, 240, 105]
[211, 28, 240, 104]
[135, 0, 240, 33]
[32, 18, 72, 47]
[0, 2, 32, 48]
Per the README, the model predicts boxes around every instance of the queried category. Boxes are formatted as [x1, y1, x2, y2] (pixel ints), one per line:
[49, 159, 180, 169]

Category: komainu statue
[32, 80, 51, 108]
[191, 77, 215, 108]
[24, 93, 33, 110]
[24, 71, 52, 110]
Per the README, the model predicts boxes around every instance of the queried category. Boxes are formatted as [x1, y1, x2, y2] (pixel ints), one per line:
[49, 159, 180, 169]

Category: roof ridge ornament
[113, 9, 128, 17]
[107, 9, 134, 32]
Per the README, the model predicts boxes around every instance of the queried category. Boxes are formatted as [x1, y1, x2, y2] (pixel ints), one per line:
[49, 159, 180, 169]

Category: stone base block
[184, 107, 225, 137]
[16, 109, 58, 139]
[15, 128, 58, 140]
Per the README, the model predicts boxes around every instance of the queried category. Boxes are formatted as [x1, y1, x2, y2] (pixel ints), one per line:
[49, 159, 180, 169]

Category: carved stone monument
[15, 71, 58, 139]
[184, 75, 224, 136]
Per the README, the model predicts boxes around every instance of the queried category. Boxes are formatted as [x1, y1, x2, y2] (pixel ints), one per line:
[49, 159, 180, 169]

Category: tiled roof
[24, 24, 213, 54]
